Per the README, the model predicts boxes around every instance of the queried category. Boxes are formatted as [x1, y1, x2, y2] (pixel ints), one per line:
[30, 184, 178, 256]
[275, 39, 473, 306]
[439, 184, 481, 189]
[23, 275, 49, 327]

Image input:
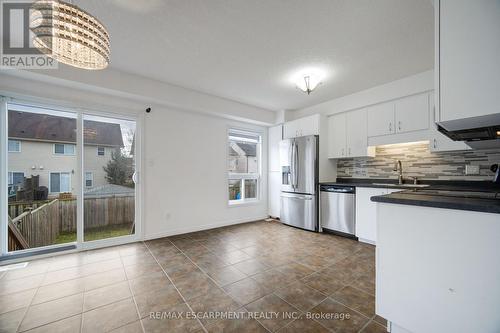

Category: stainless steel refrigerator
[279, 135, 318, 231]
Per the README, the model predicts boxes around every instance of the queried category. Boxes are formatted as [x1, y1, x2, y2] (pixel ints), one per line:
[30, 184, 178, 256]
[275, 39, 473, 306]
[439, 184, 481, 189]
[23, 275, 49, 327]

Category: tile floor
[0, 220, 386, 333]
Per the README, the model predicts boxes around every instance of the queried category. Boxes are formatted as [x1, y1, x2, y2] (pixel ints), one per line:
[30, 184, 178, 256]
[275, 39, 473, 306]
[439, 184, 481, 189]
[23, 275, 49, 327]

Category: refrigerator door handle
[280, 194, 312, 200]
[293, 142, 299, 188]
[290, 141, 296, 189]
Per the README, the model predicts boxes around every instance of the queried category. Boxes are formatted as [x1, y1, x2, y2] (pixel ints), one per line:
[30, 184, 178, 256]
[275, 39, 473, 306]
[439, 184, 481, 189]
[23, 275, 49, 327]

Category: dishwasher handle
[320, 185, 355, 193]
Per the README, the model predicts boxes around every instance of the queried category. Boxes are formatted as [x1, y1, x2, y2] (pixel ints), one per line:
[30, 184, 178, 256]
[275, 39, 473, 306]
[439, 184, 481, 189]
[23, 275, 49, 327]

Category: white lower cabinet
[356, 187, 399, 244]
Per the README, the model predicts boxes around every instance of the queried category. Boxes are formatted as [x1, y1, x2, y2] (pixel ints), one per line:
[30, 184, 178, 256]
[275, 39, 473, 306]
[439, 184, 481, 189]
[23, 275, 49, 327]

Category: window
[54, 143, 76, 155]
[97, 146, 105, 156]
[85, 172, 93, 187]
[8, 172, 24, 185]
[50, 172, 71, 193]
[8, 140, 21, 152]
[228, 129, 261, 203]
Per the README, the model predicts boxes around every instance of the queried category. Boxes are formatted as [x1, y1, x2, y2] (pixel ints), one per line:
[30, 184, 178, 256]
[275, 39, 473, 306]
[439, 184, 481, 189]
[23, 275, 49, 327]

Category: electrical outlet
[465, 165, 480, 175]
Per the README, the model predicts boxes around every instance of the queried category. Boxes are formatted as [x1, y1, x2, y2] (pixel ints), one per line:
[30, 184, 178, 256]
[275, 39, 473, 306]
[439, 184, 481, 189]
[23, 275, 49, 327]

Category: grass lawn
[55, 223, 133, 244]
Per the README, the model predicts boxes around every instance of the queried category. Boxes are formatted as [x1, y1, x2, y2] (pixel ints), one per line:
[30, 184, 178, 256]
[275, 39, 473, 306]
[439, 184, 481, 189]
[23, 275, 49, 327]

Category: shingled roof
[229, 142, 257, 157]
[8, 110, 124, 147]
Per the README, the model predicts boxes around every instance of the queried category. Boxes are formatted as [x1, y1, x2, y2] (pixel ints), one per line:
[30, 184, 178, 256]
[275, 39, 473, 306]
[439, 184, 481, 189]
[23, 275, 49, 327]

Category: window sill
[228, 200, 260, 208]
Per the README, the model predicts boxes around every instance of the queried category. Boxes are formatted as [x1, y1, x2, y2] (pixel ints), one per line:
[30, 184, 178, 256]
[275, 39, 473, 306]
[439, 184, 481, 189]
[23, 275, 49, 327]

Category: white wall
[143, 107, 268, 239]
[0, 68, 271, 240]
[291, 70, 434, 119]
[1, 68, 276, 126]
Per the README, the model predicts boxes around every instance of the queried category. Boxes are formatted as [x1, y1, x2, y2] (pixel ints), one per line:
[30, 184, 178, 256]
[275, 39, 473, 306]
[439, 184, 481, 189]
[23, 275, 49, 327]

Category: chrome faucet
[393, 160, 403, 185]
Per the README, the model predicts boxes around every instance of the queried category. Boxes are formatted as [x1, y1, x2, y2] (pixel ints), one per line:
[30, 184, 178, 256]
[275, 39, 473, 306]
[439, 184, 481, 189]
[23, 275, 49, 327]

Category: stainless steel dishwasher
[320, 185, 356, 237]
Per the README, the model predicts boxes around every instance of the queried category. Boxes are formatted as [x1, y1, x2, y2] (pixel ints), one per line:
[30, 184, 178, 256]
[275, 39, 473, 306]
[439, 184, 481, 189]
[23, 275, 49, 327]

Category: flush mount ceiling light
[30, 0, 110, 70]
[291, 68, 327, 95]
[296, 74, 322, 95]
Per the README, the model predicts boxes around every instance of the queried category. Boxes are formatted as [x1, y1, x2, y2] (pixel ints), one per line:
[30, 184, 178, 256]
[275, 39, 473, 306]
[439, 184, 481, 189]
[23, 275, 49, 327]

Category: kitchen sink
[372, 183, 430, 188]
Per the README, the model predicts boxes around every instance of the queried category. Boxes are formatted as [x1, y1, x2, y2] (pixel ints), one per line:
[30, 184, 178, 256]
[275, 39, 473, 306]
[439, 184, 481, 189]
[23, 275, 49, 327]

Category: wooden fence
[8, 195, 134, 251]
[10, 199, 60, 249]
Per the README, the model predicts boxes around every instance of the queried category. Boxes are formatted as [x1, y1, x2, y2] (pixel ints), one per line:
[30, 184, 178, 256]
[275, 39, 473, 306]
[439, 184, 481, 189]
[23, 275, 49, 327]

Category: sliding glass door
[83, 114, 137, 243]
[1, 99, 140, 256]
[5, 103, 78, 252]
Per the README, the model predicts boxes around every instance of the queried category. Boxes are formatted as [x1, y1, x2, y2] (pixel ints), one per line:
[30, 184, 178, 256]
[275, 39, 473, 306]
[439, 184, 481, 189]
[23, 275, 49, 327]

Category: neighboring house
[8, 110, 124, 197]
[228, 141, 258, 173]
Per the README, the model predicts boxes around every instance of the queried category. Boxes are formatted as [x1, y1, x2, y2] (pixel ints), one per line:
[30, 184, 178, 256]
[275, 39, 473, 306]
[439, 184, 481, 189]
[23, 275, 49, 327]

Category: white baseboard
[143, 215, 268, 241]
[358, 237, 376, 246]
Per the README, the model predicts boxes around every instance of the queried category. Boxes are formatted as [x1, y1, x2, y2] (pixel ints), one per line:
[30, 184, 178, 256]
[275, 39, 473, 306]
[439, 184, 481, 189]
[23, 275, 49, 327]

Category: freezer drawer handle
[281, 194, 312, 200]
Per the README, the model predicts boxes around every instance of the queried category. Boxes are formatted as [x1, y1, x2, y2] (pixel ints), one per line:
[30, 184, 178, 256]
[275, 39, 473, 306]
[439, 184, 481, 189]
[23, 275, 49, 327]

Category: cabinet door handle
[398, 121, 402, 131]
[341, 148, 344, 156]
[348, 147, 351, 156]
[433, 138, 437, 149]
[389, 122, 392, 132]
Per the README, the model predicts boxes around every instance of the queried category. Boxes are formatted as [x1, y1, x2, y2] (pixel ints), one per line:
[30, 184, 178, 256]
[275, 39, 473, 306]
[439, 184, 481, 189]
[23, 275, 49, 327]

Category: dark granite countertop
[321, 178, 500, 213]
[320, 178, 500, 192]
[370, 190, 500, 214]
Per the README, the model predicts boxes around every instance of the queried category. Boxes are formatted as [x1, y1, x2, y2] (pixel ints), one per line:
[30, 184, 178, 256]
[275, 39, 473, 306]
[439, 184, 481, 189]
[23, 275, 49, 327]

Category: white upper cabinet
[299, 114, 320, 137]
[394, 93, 429, 133]
[268, 124, 283, 172]
[328, 113, 346, 158]
[283, 119, 299, 139]
[368, 93, 430, 138]
[283, 114, 320, 139]
[367, 102, 395, 137]
[437, 0, 500, 122]
[346, 109, 371, 157]
[428, 93, 470, 152]
[328, 110, 374, 159]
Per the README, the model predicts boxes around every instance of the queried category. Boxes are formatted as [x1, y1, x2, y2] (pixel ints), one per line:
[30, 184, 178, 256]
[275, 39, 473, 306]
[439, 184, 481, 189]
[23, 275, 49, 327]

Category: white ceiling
[79, 0, 434, 111]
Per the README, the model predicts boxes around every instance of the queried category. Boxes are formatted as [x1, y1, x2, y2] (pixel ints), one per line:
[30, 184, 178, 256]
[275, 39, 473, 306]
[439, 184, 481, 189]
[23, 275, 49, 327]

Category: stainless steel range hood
[438, 113, 500, 149]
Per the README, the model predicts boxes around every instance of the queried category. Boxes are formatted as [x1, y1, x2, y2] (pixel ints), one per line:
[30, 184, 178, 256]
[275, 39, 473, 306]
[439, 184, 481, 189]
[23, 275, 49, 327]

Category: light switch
[465, 165, 480, 175]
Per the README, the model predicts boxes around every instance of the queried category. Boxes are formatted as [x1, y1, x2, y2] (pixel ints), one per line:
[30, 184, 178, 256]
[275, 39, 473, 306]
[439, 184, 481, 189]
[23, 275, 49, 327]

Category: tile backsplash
[337, 142, 500, 181]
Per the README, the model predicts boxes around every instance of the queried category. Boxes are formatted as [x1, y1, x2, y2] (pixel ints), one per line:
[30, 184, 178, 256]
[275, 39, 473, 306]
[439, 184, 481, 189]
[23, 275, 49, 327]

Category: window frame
[227, 128, 262, 205]
[7, 139, 21, 153]
[54, 143, 76, 156]
[49, 172, 72, 193]
[85, 171, 93, 187]
[97, 146, 105, 156]
[8, 171, 24, 185]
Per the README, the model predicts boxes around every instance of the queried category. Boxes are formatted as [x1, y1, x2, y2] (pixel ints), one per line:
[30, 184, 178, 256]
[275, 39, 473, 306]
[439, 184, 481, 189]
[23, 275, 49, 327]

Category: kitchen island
[371, 191, 500, 333]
